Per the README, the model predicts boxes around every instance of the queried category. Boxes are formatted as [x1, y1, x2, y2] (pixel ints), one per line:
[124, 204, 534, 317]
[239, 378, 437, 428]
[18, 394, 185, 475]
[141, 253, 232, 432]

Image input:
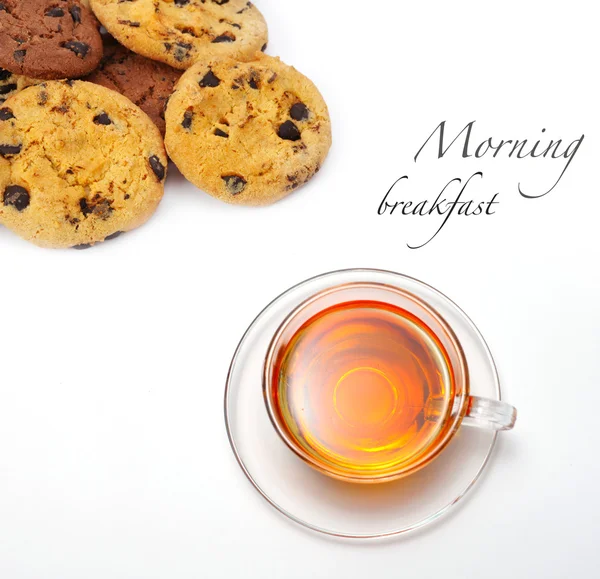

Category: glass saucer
[225, 269, 501, 539]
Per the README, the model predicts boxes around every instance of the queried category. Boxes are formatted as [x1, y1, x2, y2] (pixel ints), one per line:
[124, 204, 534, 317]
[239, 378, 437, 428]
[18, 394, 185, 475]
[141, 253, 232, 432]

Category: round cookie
[164, 53, 331, 206]
[90, 0, 268, 70]
[0, 0, 103, 80]
[0, 80, 167, 248]
[86, 44, 181, 136]
[0, 67, 41, 104]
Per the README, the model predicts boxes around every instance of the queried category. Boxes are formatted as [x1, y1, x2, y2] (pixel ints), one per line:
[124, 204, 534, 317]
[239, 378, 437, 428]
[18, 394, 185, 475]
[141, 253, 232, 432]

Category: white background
[1, 0, 598, 577]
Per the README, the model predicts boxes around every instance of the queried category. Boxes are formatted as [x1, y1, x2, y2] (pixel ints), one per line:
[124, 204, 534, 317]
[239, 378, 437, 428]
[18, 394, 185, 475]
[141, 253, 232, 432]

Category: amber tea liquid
[269, 300, 456, 480]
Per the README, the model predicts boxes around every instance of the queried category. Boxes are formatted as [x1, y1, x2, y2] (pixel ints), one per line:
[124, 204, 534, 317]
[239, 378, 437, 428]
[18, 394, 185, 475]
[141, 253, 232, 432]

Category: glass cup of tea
[263, 282, 517, 484]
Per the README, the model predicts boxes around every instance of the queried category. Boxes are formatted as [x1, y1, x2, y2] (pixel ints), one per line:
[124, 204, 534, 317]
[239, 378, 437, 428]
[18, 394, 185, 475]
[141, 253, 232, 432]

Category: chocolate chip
[0, 68, 12, 81]
[93, 112, 112, 125]
[0, 107, 14, 120]
[199, 70, 221, 87]
[70, 5, 81, 24]
[52, 104, 69, 114]
[179, 26, 197, 37]
[73, 244, 93, 250]
[236, 1, 252, 14]
[80, 195, 113, 219]
[212, 33, 235, 43]
[248, 72, 260, 89]
[174, 0, 190, 5]
[0, 144, 21, 156]
[105, 231, 123, 241]
[149, 155, 165, 181]
[261, 43, 267, 52]
[62, 41, 90, 59]
[290, 102, 309, 121]
[79, 198, 91, 217]
[173, 42, 192, 62]
[3, 185, 30, 211]
[182, 109, 193, 129]
[214, 128, 228, 138]
[13, 50, 26, 63]
[213, 0, 230, 4]
[0, 4, 7, 12]
[118, 20, 141, 27]
[222, 175, 246, 195]
[278, 120, 301, 141]
[45, 7, 65, 17]
[0, 84, 17, 95]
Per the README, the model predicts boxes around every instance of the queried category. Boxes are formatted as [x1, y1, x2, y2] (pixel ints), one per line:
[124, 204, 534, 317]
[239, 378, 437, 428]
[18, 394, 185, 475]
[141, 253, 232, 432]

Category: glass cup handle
[461, 396, 517, 431]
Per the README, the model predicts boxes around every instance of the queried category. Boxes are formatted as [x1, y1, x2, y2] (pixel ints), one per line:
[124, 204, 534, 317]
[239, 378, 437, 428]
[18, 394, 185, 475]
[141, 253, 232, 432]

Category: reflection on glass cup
[264, 282, 517, 483]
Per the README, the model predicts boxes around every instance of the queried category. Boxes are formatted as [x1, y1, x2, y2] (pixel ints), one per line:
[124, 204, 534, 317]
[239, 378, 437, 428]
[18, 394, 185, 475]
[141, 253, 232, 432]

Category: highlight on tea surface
[267, 300, 458, 480]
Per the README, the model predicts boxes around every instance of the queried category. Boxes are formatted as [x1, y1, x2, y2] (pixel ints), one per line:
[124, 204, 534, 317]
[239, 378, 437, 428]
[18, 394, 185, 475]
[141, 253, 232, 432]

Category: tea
[268, 300, 456, 480]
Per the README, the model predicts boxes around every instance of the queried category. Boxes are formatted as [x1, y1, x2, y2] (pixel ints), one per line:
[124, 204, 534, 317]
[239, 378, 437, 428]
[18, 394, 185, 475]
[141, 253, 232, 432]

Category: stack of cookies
[0, 0, 332, 249]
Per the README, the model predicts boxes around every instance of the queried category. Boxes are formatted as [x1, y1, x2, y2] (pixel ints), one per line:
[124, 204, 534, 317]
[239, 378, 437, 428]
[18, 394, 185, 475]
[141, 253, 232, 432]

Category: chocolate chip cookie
[0, 80, 167, 248]
[0, 67, 40, 103]
[0, 1, 103, 80]
[164, 53, 331, 206]
[90, 0, 268, 70]
[86, 44, 181, 136]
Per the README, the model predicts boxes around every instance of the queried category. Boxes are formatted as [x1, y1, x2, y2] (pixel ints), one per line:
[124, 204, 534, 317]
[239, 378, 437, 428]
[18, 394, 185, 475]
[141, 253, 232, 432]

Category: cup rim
[262, 280, 471, 483]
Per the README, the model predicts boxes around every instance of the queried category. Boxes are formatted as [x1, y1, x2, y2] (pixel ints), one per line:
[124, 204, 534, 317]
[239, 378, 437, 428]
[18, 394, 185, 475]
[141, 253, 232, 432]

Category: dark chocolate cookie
[86, 44, 181, 136]
[0, 0, 103, 80]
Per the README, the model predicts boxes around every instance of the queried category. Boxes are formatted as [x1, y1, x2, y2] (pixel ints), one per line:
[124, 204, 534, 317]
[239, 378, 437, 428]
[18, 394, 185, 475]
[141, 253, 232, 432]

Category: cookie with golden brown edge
[89, 0, 268, 70]
[0, 0, 103, 80]
[86, 44, 181, 135]
[165, 53, 331, 206]
[0, 80, 167, 249]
